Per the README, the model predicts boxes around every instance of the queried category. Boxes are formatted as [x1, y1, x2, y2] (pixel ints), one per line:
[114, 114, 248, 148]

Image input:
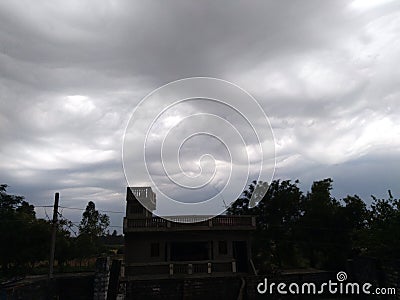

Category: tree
[76, 201, 110, 261]
[228, 180, 258, 215]
[228, 179, 304, 272]
[297, 178, 335, 268]
[229, 178, 400, 272]
[296, 178, 365, 269]
[0, 184, 25, 210]
[0, 185, 50, 276]
[360, 191, 400, 259]
[79, 201, 110, 238]
[341, 195, 368, 230]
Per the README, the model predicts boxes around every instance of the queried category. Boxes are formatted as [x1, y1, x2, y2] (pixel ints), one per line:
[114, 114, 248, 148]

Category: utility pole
[49, 192, 59, 279]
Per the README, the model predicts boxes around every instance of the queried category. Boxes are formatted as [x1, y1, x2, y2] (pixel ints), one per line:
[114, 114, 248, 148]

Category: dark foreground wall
[347, 257, 400, 300]
[0, 273, 94, 300]
[124, 271, 363, 300]
[125, 273, 337, 300]
[126, 276, 243, 300]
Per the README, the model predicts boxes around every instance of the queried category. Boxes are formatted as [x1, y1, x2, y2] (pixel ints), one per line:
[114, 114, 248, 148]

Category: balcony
[123, 215, 256, 233]
[124, 260, 237, 279]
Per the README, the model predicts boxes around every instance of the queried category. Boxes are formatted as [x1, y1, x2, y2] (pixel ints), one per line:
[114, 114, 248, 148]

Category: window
[218, 241, 228, 255]
[151, 242, 160, 257]
[170, 242, 209, 261]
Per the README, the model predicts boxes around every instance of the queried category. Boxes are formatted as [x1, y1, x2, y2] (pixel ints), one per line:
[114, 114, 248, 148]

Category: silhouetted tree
[228, 180, 258, 215]
[229, 178, 378, 272]
[296, 178, 347, 269]
[229, 179, 304, 272]
[79, 201, 110, 238]
[360, 191, 400, 259]
[0, 185, 49, 276]
[77, 201, 110, 259]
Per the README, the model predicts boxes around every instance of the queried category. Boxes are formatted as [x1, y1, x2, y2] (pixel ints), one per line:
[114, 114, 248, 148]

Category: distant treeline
[228, 178, 400, 274]
[0, 184, 121, 279]
[1, 179, 399, 279]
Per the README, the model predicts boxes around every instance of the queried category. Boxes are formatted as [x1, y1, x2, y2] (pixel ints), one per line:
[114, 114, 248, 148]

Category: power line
[59, 206, 124, 214]
[70, 221, 122, 228]
[36, 205, 125, 214]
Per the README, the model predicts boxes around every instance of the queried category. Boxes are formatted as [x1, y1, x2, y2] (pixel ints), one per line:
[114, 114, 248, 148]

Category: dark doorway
[170, 241, 209, 261]
[233, 241, 248, 272]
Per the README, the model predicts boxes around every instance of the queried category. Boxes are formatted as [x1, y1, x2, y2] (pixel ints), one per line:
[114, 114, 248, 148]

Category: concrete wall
[1, 273, 94, 300]
[126, 276, 243, 300]
[125, 231, 252, 264]
[125, 272, 341, 300]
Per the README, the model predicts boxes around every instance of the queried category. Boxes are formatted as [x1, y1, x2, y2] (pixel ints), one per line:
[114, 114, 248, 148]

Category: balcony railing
[123, 215, 255, 232]
[125, 260, 236, 278]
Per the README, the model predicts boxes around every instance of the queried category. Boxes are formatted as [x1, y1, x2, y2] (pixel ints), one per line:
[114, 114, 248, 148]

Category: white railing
[124, 215, 255, 230]
[125, 260, 237, 276]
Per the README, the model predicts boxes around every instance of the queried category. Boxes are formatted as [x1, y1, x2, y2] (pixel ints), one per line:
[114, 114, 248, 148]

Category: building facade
[123, 187, 256, 279]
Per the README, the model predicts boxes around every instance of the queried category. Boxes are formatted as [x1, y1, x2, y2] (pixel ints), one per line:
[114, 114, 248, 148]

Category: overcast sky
[1, 0, 400, 230]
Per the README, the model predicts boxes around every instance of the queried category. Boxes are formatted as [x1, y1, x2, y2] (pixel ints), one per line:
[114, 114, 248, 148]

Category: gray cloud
[1, 0, 400, 228]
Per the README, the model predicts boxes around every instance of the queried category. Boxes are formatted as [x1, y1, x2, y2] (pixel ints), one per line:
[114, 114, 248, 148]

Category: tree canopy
[0, 186, 112, 279]
[79, 201, 110, 237]
[229, 178, 400, 273]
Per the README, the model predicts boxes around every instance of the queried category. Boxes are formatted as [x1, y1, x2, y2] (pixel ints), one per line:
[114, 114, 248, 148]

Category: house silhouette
[123, 186, 256, 279]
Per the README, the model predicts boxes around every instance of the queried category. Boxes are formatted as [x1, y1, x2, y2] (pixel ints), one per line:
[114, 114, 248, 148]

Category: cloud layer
[1, 0, 400, 228]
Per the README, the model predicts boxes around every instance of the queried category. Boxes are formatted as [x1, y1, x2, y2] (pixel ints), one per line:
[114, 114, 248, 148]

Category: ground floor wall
[124, 231, 253, 276]
[125, 231, 252, 264]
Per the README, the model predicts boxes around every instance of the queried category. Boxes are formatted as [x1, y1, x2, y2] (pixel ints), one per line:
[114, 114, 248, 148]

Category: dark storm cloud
[1, 0, 400, 226]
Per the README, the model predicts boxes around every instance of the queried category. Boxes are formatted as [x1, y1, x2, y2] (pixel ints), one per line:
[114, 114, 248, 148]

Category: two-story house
[123, 186, 256, 279]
